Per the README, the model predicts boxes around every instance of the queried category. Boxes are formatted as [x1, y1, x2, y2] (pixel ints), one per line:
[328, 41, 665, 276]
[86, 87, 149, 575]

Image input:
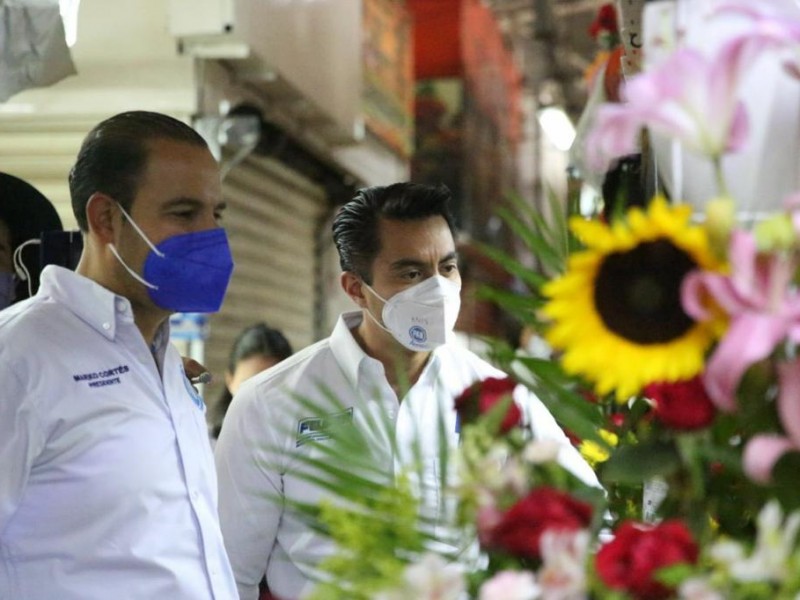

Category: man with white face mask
[0, 112, 237, 599]
[216, 182, 597, 600]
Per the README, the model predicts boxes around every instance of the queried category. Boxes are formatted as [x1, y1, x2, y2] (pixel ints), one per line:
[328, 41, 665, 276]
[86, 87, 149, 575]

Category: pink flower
[376, 553, 466, 600]
[538, 530, 590, 600]
[586, 46, 749, 172]
[682, 230, 800, 412]
[478, 571, 540, 600]
[742, 358, 800, 484]
[711, 1, 800, 78]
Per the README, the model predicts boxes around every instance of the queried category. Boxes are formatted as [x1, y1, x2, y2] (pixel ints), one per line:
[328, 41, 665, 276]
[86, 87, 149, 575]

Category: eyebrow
[163, 197, 227, 211]
[389, 251, 459, 271]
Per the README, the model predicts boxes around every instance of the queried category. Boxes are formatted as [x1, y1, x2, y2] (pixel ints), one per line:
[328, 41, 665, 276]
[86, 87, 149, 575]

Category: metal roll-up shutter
[0, 114, 96, 229]
[203, 154, 328, 401]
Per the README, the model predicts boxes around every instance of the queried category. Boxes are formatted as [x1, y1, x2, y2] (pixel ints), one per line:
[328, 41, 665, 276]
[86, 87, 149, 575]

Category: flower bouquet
[295, 1, 800, 598]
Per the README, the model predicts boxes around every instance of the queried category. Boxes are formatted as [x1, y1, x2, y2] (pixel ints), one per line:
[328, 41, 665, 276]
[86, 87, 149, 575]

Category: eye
[402, 269, 423, 281]
[441, 263, 459, 276]
[171, 209, 197, 220]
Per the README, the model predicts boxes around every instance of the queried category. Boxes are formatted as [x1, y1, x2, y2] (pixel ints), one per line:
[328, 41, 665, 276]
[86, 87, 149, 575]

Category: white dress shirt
[215, 311, 596, 600]
[0, 266, 237, 600]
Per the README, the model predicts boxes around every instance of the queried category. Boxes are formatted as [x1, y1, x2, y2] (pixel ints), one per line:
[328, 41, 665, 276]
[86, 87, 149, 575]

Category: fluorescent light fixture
[538, 106, 576, 152]
[59, 0, 81, 47]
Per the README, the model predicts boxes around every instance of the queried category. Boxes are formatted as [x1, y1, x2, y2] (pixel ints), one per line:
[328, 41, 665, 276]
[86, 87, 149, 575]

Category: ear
[341, 271, 367, 308]
[84, 192, 119, 244]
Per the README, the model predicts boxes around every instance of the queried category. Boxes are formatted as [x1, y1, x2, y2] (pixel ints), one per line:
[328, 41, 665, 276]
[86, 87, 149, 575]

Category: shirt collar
[330, 310, 372, 389]
[330, 310, 444, 391]
[38, 265, 169, 348]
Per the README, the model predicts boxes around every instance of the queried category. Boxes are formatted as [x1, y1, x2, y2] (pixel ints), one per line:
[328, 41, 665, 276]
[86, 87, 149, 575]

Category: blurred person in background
[211, 321, 293, 439]
[0, 172, 64, 309]
[0, 111, 237, 599]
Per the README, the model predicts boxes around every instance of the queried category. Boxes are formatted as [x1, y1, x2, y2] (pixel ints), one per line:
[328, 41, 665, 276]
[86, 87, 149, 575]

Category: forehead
[374, 216, 455, 263]
[135, 139, 221, 204]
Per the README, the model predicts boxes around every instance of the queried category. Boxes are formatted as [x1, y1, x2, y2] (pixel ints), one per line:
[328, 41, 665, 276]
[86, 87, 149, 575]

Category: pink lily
[742, 358, 800, 484]
[585, 46, 749, 173]
[711, 1, 800, 79]
[682, 230, 800, 412]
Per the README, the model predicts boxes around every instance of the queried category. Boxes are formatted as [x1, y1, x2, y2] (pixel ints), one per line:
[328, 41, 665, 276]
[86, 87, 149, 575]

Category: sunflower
[542, 197, 722, 402]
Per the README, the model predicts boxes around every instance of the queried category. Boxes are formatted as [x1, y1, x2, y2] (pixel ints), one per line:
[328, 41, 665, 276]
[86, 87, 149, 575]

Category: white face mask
[363, 275, 461, 351]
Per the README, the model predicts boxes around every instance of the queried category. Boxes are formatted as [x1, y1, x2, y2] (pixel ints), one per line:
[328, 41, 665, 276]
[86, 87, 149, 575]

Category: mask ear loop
[13, 239, 40, 298]
[108, 201, 162, 290]
[360, 281, 394, 335]
[108, 243, 158, 290]
[114, 202, 164, 258]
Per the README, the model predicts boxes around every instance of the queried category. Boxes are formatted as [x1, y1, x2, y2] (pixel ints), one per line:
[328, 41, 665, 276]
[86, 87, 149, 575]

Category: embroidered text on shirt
[73, 364, 131, 388]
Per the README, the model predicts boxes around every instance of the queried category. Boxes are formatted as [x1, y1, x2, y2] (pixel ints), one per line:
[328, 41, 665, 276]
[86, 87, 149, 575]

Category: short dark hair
[226, 322, 293, 373]
[69, 111, 209, 231]
[213, 322, 293, 438]
[331, 182, 457, 283]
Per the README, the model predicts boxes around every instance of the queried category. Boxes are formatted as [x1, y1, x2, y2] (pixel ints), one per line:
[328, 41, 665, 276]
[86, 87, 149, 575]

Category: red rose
[596, 520, 699, 600]
[480, 487, 593, 560]
[644, 377, 717, 430]
[454, 377, 522, 434]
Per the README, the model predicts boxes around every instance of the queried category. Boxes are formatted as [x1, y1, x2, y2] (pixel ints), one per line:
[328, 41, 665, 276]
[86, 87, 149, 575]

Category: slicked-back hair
[69, 111, 210, 231]
[331, 182, 457, 284]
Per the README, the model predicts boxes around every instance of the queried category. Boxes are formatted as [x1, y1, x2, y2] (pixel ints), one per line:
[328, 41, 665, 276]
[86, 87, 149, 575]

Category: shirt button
[102, 322, 111, 330]
[191, 490, 199, 501]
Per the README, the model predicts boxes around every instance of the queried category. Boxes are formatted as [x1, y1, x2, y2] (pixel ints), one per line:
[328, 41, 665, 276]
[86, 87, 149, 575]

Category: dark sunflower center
[594, 239, 697, 344]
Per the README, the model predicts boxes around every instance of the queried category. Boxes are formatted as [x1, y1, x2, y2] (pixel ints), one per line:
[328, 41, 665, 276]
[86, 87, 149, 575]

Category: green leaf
[601, 442, 681, 484]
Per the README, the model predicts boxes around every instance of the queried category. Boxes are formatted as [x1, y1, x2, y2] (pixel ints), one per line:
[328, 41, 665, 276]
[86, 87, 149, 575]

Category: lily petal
[743, 435, 794, 484]
[704, 314, 789, 411]
[777, 359, 800, 446]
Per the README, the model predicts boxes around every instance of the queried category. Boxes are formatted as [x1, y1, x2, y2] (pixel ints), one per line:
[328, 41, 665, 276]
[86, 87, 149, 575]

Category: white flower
[500, 455, 529, 496]
[677, 577, 725, 600]
[375, 553, 466, 600]
[470, 443, 511, 493]
[709, 501, 800, 583]
[522, 439, 560, 465]
[478, 570, 540, 600]
[537, 530, 590, 600]
[708, 539, 745, 565]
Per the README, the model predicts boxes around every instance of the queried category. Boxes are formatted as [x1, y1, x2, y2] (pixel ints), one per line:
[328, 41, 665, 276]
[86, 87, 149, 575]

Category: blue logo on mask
[409, 325, 427, 345]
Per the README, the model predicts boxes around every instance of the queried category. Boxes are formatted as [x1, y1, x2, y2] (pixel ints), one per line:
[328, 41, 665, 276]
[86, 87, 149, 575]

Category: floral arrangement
[298, 2, 800, 599]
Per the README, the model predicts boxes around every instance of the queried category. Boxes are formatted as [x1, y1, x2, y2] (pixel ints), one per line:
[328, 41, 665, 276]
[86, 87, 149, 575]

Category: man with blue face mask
[0, 111, 237, 600]
[215, 182, 598, 600]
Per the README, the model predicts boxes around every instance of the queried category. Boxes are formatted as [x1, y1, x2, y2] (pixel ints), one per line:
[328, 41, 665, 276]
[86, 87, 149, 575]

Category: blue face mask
[109, 204, 234, 313]
[0, 272, 16, 310]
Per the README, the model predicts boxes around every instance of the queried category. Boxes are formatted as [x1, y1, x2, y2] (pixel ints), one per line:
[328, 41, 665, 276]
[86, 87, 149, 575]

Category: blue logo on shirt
[296, 408, 354, 447]
[181, 368, 205, 410]
[409, 325, 427, 345]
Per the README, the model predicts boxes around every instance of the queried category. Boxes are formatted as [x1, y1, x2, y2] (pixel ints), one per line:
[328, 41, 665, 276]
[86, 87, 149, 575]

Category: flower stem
[712, 156, 729, 198]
